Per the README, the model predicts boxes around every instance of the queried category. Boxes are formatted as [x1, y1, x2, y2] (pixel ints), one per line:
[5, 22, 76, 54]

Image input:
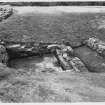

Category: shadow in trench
[9, 54, 62, 73]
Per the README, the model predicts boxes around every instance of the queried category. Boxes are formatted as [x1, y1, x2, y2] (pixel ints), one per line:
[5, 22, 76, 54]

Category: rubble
[48, 44, 73, 71]
[48, 44, 88, 72]
[0, 5, 13, 21]
[70, 57, 88, 72]
[54, 48, 72, 71]
[0, 45, 8, 65]
[83, 37, 105, 57]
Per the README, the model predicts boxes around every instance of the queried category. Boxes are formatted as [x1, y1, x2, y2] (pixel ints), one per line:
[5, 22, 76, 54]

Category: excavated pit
[9, 54, 63, 73]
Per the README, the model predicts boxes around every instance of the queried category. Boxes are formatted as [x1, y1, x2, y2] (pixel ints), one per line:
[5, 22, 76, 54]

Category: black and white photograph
[0, 0, 105, 103]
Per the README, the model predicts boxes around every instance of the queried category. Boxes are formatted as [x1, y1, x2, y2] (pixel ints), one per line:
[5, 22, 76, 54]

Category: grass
[0, 11, 105, 46]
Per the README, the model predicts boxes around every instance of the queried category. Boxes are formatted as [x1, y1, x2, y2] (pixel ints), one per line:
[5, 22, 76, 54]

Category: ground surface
[0, 6, 105, 102]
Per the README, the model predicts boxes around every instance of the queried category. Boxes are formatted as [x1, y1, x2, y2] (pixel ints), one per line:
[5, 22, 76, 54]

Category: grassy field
[0, 7, 105, 46]
[0, 6, 105, 102]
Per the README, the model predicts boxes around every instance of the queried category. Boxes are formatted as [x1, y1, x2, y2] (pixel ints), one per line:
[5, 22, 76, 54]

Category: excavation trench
[0, 40, 74, 72]
[0, 39, 90, 73]
[3, 42, 62, 72]
[0, 39, 89, 73]
[9, 54, 62, 73]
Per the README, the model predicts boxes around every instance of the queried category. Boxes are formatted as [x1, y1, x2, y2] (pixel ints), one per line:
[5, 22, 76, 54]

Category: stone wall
[0, 5, 13, 21]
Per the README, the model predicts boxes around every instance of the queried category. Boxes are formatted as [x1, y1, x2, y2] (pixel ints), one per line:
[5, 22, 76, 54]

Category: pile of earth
[74, 46, 105, 72]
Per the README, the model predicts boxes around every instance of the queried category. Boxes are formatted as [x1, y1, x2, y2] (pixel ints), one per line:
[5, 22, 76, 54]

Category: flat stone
[74, 46, 105, 72]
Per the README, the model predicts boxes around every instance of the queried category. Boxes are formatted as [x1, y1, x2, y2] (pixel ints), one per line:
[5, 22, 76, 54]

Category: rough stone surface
[0, 45, 8, 65]
[0, 5, 13, 21]
[70, 57, 88, 72]
[83, 37, 105, 56]
[74, 46, 105, 72]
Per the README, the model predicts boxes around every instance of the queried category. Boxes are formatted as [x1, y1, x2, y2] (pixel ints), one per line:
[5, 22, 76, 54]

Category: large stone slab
[74, 46, 105, 72]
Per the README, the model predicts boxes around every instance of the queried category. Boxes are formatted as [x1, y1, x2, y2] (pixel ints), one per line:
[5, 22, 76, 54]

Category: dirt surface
[0, 6, 105, 102]
[1, 59, 105, 102]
